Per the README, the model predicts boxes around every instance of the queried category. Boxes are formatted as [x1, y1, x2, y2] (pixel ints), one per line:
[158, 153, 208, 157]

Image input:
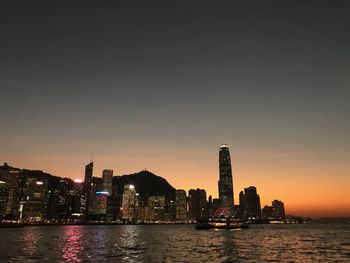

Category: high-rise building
[272, 200, 285, 220]
[83, 161, 93, 216]
[239, 186, 261, 220]
[121, 185, 136, 220]
[89, 177, 102, 214]
[106, 176, 120, 220]
[212, 198, 220, 217]
[93, 191, 108, 215]
[207, 195, 214, 217]
[21, 176, 48, 221]
[0, 163, 22, 218]
[188, 188, 207, 220]
[146, 195, 166, 221]
[175, 189, 187, 221]
[102, 169, 113, 196]
[262, 205, 273, 219]
[218, 144, 234, 215]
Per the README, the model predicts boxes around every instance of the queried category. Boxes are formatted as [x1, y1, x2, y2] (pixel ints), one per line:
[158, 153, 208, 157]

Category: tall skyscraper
[218, 144, 234, 215]
[83, 161, 93, 216]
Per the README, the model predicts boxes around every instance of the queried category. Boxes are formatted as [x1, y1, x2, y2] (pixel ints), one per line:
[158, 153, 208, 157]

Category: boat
[195, 218, 248, 230]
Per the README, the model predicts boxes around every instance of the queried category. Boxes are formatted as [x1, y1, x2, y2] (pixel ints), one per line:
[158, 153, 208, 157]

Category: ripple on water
[0, 224, 350, 262]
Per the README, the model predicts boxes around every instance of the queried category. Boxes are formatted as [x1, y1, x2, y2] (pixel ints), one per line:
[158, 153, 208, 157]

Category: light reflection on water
[0, 224, 349, 262]
[60, 226, 84, 263]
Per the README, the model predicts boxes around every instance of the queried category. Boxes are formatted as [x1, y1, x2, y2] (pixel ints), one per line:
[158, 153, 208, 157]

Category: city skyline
[2, 138, 349, 219]
[1, 1, 350, 218]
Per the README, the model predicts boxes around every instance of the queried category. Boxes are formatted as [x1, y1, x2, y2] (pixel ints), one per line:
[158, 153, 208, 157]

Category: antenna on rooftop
[90, 152, 94, 163]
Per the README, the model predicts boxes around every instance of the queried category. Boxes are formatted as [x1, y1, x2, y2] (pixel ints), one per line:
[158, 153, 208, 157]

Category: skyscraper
[188, 188, 207, 220]
[102, 169, 113, 196]
[272, 200, 285, 220]
[239, 186, 261, 220]
[175, 189, 187, 221]
[218, 144, 234, 215]
[83, 161, 93, 216]
[121, 184, 136, 220]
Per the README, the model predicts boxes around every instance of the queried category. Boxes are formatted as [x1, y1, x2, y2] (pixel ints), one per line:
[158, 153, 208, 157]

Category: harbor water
[0, 224, 349, 262]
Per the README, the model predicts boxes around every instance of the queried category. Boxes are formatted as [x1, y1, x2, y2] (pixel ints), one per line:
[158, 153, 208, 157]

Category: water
[0, 224, 349, 262]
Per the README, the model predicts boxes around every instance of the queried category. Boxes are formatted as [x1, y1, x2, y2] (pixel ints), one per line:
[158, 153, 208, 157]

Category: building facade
[218, 144, 234, 215]
[239, 186, 261, 220]
[121, 185, 136, 220]
[102, 169, 113, 196]
[272, 200, 285, 220]
[188, 188, 207, 220]
[83, 161, 93, 216]
[175, 189, 187, 221]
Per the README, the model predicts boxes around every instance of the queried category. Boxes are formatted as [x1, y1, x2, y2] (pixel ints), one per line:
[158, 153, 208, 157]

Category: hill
[116, 170, 176, 200]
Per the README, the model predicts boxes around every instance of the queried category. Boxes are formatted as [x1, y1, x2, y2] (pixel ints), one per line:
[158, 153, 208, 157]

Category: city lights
[74, 179, 83, 183]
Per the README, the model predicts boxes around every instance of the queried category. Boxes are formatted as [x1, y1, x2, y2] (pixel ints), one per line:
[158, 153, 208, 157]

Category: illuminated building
[83, 161, 93, 216]
[146, 195, 166, 221]
[239, 186, 261, 220]
[175, 189, 187, 220]
[89, 177, 102, 214]
[0, 163, 22, 218]
[272, 200, 285, 220]
[121, 185, 136, 220]
[188, 188, 207, 220]
[21, 176, 48, 221]
[102, 169, 113, 196]
[46, 177, 81, 220]
[93, 191, 108, 215]
[218, 144, 234, 215]
[0, 181, 9, 216]
[71, 179, 84, 217]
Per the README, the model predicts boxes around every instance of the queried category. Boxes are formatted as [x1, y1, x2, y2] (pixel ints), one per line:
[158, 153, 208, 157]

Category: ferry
[195, 218, 248, 230]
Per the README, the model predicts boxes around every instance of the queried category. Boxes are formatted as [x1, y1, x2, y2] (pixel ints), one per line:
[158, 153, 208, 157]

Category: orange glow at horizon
[2, 143, 349, 218]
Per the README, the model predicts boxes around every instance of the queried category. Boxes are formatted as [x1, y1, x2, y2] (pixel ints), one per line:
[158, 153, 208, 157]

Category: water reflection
[0, 224, 349, 262]
[117, 225, 145, 262]
[21, 227, 42, 259]
[59, 226, 84, 263]
[219, 230, 240, 262]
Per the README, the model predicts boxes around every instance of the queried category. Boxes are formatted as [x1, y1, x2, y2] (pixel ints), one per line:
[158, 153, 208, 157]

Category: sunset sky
[1, 1, 349, 218]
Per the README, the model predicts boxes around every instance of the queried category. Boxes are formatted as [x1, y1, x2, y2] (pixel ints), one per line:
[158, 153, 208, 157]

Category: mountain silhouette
[116, 170, 176, 200]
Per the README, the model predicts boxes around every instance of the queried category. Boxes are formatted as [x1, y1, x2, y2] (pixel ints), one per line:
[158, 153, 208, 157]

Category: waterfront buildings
[188, 188, 207, 220]
[102, 169, 113, 196]
[262, 205, 273, 219]
[121, 184, 136, 220]
[21, 175, 48, 220]
[239, 186, 261, 220]
[272, 200, 286, 220]
[83, 161, 93, 216]
[175, 189, 187, 220]
[146, 195, 166, 221]
[0, 148, 288, 223]
[0, 164, 22, 218]
[218, 144, 234, 216]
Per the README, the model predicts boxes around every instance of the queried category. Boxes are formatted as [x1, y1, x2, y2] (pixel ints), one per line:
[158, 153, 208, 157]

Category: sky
[1, 1, 349, 218]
